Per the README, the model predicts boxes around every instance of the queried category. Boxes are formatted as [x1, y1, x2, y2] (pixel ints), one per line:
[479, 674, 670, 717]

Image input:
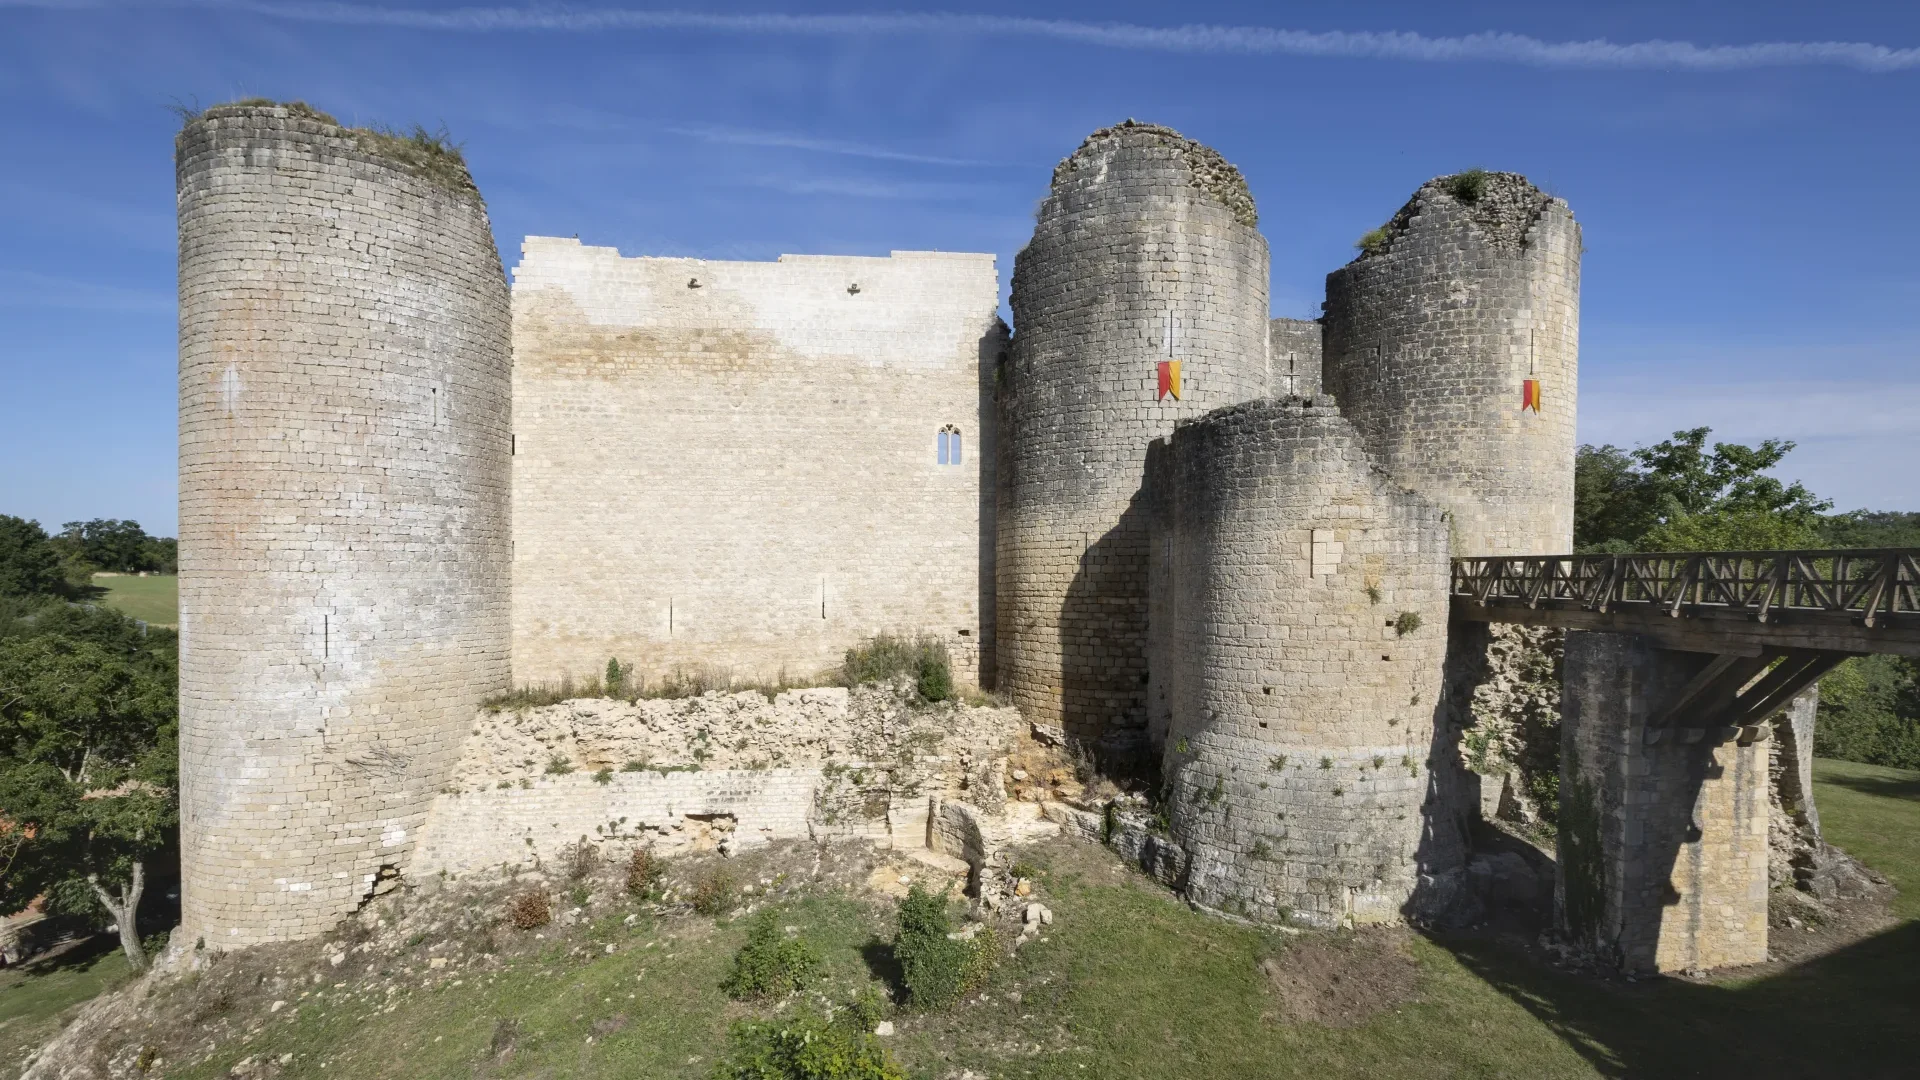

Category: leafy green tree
[0, 516, 69, 600]
[0, 614, 177, 970]
[1814, 655, 1920, 770]
[55, 519, 165, 575]
[1818, 510, 1920, 549]
[1574, 428, 1830, 552]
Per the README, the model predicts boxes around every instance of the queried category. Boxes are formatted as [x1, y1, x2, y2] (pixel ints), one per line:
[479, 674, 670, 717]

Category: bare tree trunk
[88, 860, 146, 972]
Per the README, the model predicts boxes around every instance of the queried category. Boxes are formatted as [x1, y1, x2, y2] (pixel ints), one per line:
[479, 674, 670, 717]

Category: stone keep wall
[1156, 398, 1454, 926]
[512, 240, 1002, 687]
[1268, 318, 1322, 398]
[1560, 632, 1771, 973]
[176, 104, 513, 946]
[1000, 121, 1271, 749]
[1322, 172, 1580, 557]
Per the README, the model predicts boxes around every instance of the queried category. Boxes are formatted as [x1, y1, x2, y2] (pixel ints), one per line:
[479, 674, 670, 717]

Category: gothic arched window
[937, 425, 963, 466]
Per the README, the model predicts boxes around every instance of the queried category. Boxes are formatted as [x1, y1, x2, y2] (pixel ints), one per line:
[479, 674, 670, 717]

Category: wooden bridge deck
[1450, 549, 1920, 658]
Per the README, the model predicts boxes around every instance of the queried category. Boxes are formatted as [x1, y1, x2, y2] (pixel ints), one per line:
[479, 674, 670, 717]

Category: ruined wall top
[178, 100, 486, 204]
[1351, 171, 1559, 260]
[1047, 119, 1258, 228]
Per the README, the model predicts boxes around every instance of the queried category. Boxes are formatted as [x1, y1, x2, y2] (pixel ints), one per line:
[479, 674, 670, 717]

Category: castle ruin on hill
[181, 103, 1814, 974]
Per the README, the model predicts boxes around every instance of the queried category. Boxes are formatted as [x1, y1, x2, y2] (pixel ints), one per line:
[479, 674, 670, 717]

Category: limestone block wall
[176, 103, 513, 946]
[1560, 632, 1770, 973]
[411, 769, 824, 876]
[1156, 398, 1454, 926]
[1269, 318, 1322, 398]
[412, 687, 1022, 873]
[512, 240, 1001, 688]
[1000, 121, 1271, 749]
[1322, 172, 1580, 557]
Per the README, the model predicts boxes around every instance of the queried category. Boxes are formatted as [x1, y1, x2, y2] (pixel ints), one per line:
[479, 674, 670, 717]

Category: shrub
[1356, 227, 1390, 254]
[841, 635, 953, 703]
[1445, 167, 1490, 204]
[721, 911, 824, 1000]
[507, 891, 550, 930]
[712, 1007, 907, 1080]
[691, 868, 736, 917]
[626, 847, 666, 898]
[558, 837, 599, 881]
[605, 657, 628, 695]
[545, 754, 575, 776]
[1393, 611, 1423, 637]
[892, 884, 992, 1011]
[593, 767, 613, 785]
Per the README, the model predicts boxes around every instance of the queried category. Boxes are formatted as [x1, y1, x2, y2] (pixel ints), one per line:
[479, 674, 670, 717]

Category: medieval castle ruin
[178, 102, 1823, 975]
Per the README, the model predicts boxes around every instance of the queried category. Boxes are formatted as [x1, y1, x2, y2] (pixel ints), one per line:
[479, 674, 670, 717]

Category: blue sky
[3, 1, 1918, 536]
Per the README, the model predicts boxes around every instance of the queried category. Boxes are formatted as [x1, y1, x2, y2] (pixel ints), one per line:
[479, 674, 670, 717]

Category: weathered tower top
[1045, 119, 1259, 227]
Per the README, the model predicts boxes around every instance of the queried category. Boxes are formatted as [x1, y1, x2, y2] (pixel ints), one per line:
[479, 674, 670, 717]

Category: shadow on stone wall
[1059, 492, 1155, 780]
[1432, 918, 1920, 1077]
[1403, 620, 1483, 923]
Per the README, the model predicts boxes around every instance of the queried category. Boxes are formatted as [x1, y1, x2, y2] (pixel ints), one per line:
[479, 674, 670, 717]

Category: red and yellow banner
[1157, 360, 1182, 401]
[1522, 379, 1542, 413]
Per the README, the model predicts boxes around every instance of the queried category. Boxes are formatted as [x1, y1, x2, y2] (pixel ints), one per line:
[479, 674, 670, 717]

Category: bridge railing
[1450, 550, 1920, 626]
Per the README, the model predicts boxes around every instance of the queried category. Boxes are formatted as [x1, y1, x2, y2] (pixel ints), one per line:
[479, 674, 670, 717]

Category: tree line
[0, 515, 176, 970]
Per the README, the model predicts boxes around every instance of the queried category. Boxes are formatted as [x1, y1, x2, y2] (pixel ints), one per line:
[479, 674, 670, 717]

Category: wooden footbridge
[1451, 549, 1920, 736]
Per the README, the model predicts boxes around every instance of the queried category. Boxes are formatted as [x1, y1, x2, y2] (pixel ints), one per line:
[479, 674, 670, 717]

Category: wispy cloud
[13, 2, 1920, 73]
[664, 123, 1001, 168]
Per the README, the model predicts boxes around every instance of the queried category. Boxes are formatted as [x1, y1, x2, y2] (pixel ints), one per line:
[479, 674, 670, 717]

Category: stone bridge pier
[1559, 631, 1774, 972]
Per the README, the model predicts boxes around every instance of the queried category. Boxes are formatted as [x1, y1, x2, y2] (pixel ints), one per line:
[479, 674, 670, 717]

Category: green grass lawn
[90, 573, 178, 626]
[18, 758, 1920, 1079]
[1812, 757, 1920, 920]
[0, 938, 135, 1073]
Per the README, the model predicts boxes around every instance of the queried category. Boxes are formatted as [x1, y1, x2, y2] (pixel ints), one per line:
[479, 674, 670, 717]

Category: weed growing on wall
[1445, 168, 1491, 204]
[721, 911, 824, 1001]
[841, 635, 953, 703]
[1356, 228, 1390, 255]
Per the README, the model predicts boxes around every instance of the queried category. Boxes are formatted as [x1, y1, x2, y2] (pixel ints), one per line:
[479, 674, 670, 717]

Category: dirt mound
[1259, 926, 1421, 1028]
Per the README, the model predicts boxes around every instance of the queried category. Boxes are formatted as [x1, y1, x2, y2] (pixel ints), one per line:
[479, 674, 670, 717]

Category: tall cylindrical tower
[1000, 121, 1270, 752]
[1159, 398, 1453, 926]
[176, 103, 512, 945]
[1322, 171, 1580, 556]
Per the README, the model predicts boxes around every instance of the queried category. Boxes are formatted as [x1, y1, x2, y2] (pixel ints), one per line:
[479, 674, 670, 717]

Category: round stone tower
[176, 102, 512, 946]
[1000, 120, 1270, 753]
[1321, 171, 1580, 556]
[1159, 398, 1453, 926]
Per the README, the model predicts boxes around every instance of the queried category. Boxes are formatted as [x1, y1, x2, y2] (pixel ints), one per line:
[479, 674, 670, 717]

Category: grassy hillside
[0, 939, 134, 1071]
[89, 573, 177, 627]
[10, 760, 1919, 1079]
